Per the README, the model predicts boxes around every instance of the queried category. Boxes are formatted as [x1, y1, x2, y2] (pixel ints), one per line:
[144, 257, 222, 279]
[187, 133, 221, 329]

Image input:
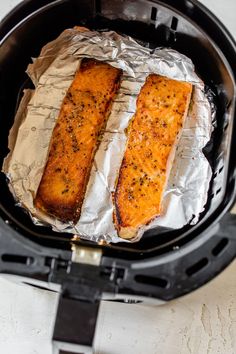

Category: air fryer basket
[0, 1, 236, 348]
[1, 0, 236, 352]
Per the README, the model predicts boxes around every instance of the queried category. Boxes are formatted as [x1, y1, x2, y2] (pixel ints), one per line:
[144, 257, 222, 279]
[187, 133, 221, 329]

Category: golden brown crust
[35, 58, 122, 222]
[114, 74, 192, 239]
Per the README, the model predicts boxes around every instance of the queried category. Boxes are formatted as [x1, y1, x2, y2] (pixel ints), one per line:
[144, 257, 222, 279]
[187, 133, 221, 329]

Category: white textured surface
[0, 1, 236, 354]
[0, 279, 58, 354]
[0, 262, 236, 354]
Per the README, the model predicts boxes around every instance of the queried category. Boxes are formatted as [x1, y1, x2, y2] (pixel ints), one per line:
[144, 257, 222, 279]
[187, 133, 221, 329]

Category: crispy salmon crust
[35, 58, 122, 222]
[114, 74, 192, 239]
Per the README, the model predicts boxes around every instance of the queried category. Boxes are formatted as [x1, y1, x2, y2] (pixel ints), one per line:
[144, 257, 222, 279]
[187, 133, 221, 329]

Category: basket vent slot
[218, 166, 224, 174]
[216, 188, 222, 195]
[186, 258, 208, 276]
[171, 16, 178, 31]
[212, 238, 229, 256]
[135, 274, 168, 288]
[1, 254, 33, 265]
[151, 7, 157, 21]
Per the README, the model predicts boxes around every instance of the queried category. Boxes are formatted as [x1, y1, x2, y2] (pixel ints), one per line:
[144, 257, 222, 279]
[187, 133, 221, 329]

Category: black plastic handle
[0, 218, 71, 279]
[107, 211, 236, 302]
[53, 294, 100, 354]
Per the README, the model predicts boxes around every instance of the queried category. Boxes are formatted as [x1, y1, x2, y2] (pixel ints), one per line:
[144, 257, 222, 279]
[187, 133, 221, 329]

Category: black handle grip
[53, 292, 100, 354]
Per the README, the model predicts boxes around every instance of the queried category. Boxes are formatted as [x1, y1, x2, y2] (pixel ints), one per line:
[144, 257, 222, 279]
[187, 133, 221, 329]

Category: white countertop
[0, 1, 236, 353]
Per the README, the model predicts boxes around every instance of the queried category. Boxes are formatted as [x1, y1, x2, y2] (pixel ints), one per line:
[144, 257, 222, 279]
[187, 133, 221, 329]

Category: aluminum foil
[2, 27, 213, 243]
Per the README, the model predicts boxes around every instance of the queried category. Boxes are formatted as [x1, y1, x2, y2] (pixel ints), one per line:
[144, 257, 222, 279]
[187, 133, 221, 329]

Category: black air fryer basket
[0, 0, 236, 352]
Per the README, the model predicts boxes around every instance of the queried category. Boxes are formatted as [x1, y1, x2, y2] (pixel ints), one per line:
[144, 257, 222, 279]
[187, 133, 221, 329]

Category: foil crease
[2, 28, 213, 243]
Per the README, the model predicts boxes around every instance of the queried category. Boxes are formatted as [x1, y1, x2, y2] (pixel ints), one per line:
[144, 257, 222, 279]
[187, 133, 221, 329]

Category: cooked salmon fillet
[114, 74, 192, 239]
[35, 58, 122, 222]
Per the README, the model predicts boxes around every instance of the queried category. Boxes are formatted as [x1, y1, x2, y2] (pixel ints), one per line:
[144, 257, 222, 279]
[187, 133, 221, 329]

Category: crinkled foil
[2, 28, 213, 243]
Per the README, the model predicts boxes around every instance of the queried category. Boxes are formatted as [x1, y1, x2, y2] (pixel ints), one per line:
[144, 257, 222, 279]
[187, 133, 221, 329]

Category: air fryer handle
[53, 293, 100, 354]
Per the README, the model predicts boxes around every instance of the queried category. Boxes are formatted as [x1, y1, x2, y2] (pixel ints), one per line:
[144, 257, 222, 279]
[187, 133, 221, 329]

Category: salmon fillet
[114, 74, 192, 239]
[35, 58, 122, 222]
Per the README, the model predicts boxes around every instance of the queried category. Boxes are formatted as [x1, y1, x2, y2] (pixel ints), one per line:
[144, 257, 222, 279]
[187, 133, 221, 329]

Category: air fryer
[0, 0, 236, 353]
